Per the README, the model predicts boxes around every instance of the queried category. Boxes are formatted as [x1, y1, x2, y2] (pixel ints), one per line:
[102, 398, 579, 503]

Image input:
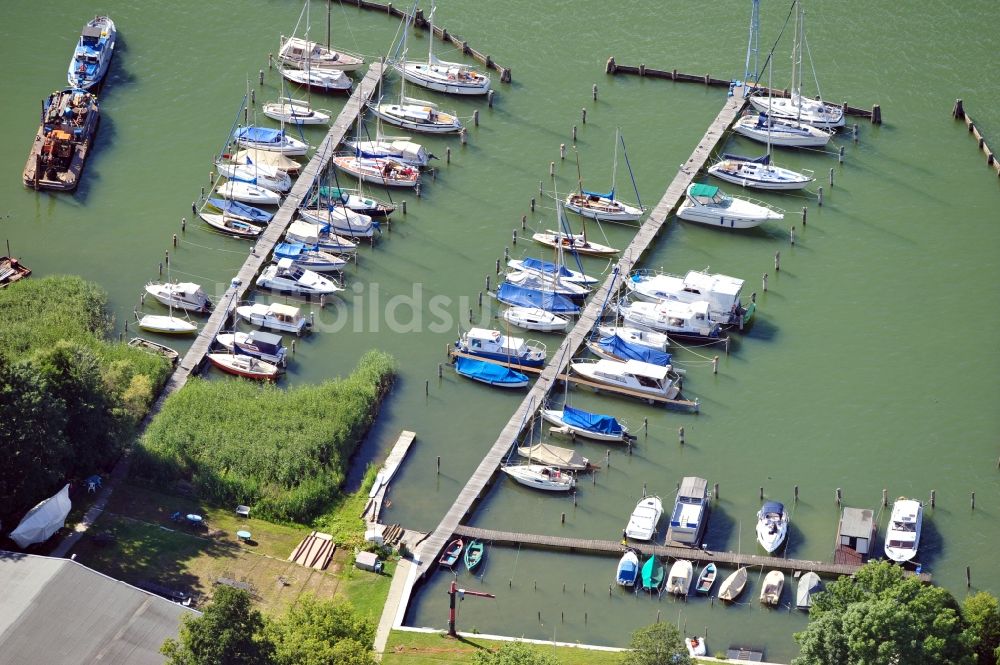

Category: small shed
[838, 507, 875, 555]
[355, 551, 382, 573]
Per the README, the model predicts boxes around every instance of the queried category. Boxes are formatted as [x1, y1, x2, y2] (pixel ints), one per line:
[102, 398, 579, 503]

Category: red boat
[438, 538, 464, 567]
[207, 353, 279, 381]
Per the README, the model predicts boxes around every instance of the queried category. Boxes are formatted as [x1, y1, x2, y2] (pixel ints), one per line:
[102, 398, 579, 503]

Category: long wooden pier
[150, 63, 385, 413]
[416, 86, 751, 575]
[605, 57, 882, 123]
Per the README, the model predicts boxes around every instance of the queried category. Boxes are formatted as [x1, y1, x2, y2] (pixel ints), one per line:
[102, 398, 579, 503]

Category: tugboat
[23, 88, 100, 192]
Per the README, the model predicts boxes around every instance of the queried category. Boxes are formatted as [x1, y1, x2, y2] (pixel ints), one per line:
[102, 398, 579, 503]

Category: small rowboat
[439, 538, 463, 567]
[464, 540, 485, 572]
[718, 567, 748, 602]
[760, 570, 784, 606]
[207, 353, 280, 381]
[127, 337, 179, 365]
[695, 562, 717, 594]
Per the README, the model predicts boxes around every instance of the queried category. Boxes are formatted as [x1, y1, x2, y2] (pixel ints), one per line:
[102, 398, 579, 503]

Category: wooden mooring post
[952, 99, 1000, 176]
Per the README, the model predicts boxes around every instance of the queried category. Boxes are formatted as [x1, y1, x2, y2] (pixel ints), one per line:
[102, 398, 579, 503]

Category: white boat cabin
[667, 476, 708, 545]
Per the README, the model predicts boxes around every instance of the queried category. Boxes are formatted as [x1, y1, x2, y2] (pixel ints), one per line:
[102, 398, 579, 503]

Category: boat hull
[539, 408, 627, 442]
[397, 62, 491, 96]
[565, 195, 643, 222]
[707, 161, 813, 191]
[207, 353, 279, 381]
[370, 104, 463, 134]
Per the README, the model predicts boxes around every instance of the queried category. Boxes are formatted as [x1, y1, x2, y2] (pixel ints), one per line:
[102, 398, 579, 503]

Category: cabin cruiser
[455, 328, 546, 368]
[569, 358, 681, 401]
[617, 299, 723, 343]
[884, 498, 923, 563]
[626, 269, 754, 328]
[677, 183, 784, 229]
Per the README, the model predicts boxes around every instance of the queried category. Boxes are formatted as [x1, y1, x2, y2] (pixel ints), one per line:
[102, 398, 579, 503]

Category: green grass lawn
[382, 630, 626, 665]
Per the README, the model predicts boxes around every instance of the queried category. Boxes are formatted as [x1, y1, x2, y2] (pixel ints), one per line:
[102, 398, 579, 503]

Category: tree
[622, 622, 691, 665]
[793, 560, 973, 665]
[268, 595, 376, 665]
[161, 586, 274, 665]
[471, 641, 558, 665]
[964, 591, 1000, 665]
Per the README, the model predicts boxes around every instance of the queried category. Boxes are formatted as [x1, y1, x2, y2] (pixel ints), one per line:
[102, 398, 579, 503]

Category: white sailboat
[277, 1, 364, 72]
[565, 131, 644, 222]
[747, 0, 844, 129]
[501, 464, 576, 492]
[676, 183, 784, 229]
[394, 3, 490, 96]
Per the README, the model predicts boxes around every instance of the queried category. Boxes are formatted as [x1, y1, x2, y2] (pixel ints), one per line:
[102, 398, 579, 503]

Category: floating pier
[151, 63, 386, 413]
[451, 525, 932, 582]
[415, 86, 752, 575]
[953, 99, 1000, 176]
[339, 0, 512, 83]
[364, 430, 417, 524]
[605, 56, 882, 123]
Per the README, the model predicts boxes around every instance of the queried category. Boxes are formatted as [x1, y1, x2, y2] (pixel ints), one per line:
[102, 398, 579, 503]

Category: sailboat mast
[792, 0, 802, 99]
[611, 128, 619, 201]
[427, 2, 436, 63]
[744, 0, 761, 82]
[573, 148, 584, 195]
[326, 0, 331, 50]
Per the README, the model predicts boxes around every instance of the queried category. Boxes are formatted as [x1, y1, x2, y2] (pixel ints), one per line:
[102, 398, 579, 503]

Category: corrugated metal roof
[0, 551, 196, 665]
[839, 507, 874, 539]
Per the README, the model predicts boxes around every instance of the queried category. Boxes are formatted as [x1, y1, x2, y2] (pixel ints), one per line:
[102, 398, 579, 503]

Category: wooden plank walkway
[149, 63, 385, 414]
[447, 348, 699, 410]
[416, 87, 751, 576]
[365, 430, 417, 523]
[453, 525, 931, 581]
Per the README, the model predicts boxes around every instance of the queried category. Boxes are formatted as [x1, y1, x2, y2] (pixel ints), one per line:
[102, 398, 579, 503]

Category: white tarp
[9, 484, 72, 548]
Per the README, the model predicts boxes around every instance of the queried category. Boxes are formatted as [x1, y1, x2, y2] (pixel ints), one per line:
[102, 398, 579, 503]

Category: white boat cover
[9, 484, 72, 548]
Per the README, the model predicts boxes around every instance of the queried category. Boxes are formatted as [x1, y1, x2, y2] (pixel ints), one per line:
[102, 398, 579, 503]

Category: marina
[5, 1, 999, 661]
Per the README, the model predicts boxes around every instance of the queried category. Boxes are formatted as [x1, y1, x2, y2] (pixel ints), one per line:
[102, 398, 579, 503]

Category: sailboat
[532, 199, 620, 257]
[565, 131, 644, 222]
[394, 2, 490, 96]
[748, 0, 844, 129]
[278, 1, 364, 72]
[279, 1, 352, 94]
[136, 291, 197, 336]
[263, 66, 331, 126]
[371, 14, 463, 134]
[343, 116, 432, 168]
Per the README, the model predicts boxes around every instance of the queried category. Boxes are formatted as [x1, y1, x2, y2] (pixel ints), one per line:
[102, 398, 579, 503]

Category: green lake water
[2, 1, 998, 660]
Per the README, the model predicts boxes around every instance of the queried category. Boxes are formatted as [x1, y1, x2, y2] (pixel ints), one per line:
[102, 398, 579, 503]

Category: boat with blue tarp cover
[503, 270, 590, 300]
[616, 550, 640, 587]
[507, 257, 597, 285]
[454, 356, 530, 388]
[586, 334, 672, 367]
[455, 328, 546, 368]
[234, 126, 309, 156]
[495, 282, 580, 315]
[540, 404, 633, 442]
[206, 198, 273, 224]
[68, 16, 117, 91]
[273, 242, 348, 272]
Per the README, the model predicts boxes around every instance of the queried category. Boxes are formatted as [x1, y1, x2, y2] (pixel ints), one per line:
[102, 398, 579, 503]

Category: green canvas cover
[689, 183, 719, 198]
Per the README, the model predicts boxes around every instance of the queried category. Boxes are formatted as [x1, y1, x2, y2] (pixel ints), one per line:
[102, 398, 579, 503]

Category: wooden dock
[416, 87, 751, 575]
[953, 99, 1000, 177]
[452, 525, 931, 581]
[338, 0, 511, 83]
[447, 348, 699, 410]
[365, 430, 417, 524]
[149, 63, 385, 413]
[605, 57, 881, 123]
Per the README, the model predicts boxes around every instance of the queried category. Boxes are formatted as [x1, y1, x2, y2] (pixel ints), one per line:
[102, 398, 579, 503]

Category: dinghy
[616, 550, 640, 587]
[439, 538, 463, 567]
[127, 337, 179, 365]
[207, 353, 280, 381]
[256, 258, 342, 296]
[625, 496, 663, 541]
[640, 555, 665, 592]
[695, 563, 717, 595]
[718, 567, 748, 601]
[665, 560, 694, 596]
[454, 356, 529, 389]
[685, 637, 707, 658]
[464, 540, 485, 572]
[760, 570, 784, 606]
[501, 464, 575, 492]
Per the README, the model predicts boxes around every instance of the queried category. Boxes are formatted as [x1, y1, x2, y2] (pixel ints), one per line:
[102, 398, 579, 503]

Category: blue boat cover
[274, 243, 305, 258]
[582, 188, 614, 200]
[206, 198, 273, 223]
[597, 334, 672, 366]
[496, 282, 580, 314]
[762, 501, 785, 515]
[562, 405, 623, 437]
[455, 357, 528, 386]
[236, 126, 285, 144]
[617, 557, 638, 582]
[722, 153, 771, 165]
[520, 257, 575, 279]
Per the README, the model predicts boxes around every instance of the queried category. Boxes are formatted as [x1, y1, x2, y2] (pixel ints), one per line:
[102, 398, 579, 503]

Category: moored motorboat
[286, 220, 358, 254]
[666, 476, 709, 546]
[332, 155, 420, 188]
[626, 269, 754, 329]
[884, 498, 923, 563]
[625, 496, 663, 541]
[718, 567, 748, 601]
[677, 183, 784, 229]
[617, 298, 723, 344]
[640, 555, 664, 592]
[501, 464, 575, 492]
[439, 538, 463, 567]
[695, 563, 717, 595]
[616, 550, 640, 587]
[585, 333, 673, 367]
[256, 258, 342, 296]
[501, 306, 570, 333]
[454, 356, 530, 389]
[23, 88, 100, 192]
[455, 328, 546, 368]
[760, 570, 785, 606]
[67, 16, 117, 90]
[215, 330, 288, 367]
[235, 302, 311, 334]
[273, 242, 348, 272]
[516, 443, 590, 471]
[207, 353, 280, 381]
[569, 358, 681, 401]
[756, 501, 790, 554]
[796, 571, 822, 609]
[144, 281, 213, 314]
[540, 405, 632, 443]
[595, 326, 668, 351]
[665, 559, 694, 596]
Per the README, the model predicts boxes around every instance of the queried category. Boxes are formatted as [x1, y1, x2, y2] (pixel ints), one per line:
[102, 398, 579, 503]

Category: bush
[134, 350, 395, 522]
